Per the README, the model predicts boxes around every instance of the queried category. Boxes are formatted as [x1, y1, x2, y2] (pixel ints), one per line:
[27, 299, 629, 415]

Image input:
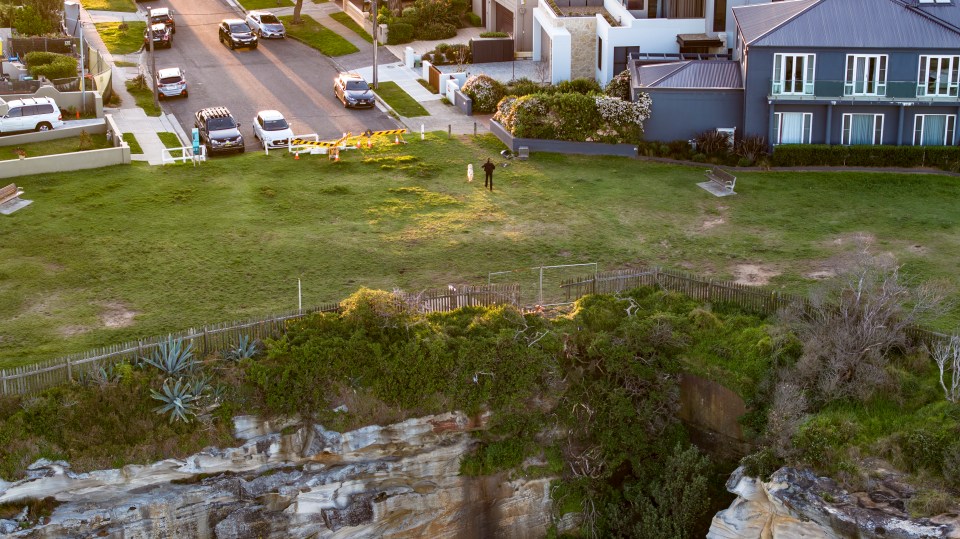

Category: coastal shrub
[495, 91, 650, 143]
[605, 69, 632, 100]
[793, 415, 857, 473]
[461, 74, 505, 113]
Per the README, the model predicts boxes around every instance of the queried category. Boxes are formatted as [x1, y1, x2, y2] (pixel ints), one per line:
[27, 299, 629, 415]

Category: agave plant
[227, 335, 260, 361]
[150, 378, 199, 423]
[142, 336, 197, 375]
[77, 362, 121, 387]
[187, 373, 212, 399]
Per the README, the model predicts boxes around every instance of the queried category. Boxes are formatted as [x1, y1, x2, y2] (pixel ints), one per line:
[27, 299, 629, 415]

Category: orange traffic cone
[366, 137, 372, 149]
[394, 135, 399, 145]
[294, 151, 300, 160]
[356, 139, 362, 149]
[76, 110, 80, 119]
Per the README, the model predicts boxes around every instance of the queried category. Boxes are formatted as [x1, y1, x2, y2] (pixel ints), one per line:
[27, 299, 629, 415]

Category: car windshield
[159, 76, 182, 84]
[260, 14, 281, 24]
[230, 24, 249, 33]
[151, 16, 170, 23]
[345, 80, 369, 91]
[263, 119, 289, 131]
[207, 117, 236, 130]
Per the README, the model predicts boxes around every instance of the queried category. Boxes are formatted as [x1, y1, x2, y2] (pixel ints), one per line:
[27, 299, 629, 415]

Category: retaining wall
[490, 120, 638, 157]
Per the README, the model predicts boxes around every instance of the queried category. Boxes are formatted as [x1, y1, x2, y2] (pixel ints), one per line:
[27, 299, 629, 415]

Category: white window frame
[773, 112, 813, 144]
[919, 0, 951, 3]
[913, 114, 956, 146]
[845, 55, 887, 96]
[772, 53, 816, 95]
[841, 113, 884, 145]
[917, 55, 960, 97]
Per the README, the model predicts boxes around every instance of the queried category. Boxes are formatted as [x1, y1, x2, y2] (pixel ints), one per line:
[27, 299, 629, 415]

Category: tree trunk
[293, 0, 304, 24]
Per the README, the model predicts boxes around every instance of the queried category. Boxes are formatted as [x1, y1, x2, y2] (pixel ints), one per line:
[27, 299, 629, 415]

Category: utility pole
[149, 23, 158, 108]
[371, 0, 378, 89]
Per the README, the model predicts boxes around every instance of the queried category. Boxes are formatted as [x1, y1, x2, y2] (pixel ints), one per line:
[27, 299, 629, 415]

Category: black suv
[194, 107, 245, 155]
[219, 19, 258, 50]
[143, 23, 172, 49]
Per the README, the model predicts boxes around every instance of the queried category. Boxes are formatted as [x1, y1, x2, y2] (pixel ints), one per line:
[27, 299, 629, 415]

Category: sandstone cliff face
[708, 467, 960, 539]
[0, 413, 565, 538]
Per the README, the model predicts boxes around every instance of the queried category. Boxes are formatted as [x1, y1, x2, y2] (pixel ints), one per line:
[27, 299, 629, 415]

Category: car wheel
[36, 122, 52, 132]
[219, 34, 224, 44]
[229, 40, 235, 50]
[239, 145, 246, 154]
[251, 44, 258, 50]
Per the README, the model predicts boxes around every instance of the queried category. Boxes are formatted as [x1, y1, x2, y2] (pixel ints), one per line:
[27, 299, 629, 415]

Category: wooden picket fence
[0, 283, 520, 397]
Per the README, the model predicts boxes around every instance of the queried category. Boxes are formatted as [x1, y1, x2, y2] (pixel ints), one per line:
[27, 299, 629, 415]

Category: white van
[0, 97, 64, 134]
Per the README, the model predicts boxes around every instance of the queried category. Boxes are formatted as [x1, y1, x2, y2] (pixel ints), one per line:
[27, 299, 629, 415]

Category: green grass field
[81, 0, 137, 12]
[374, 81, 429, 117]
[158, 132, 183, 149]
[330, 12, 373, 43]
[238, 0, 293, 8]
[279, 15, 359, 56]
[1, 135, 111, 160]
[2, 134, 960, 367]
[94, 22, 146, 55]
[125, 81, 162, 117]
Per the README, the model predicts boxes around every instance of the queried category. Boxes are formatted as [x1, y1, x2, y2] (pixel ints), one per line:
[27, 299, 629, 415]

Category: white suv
[252, 110, 294, 148]
[0, 97, 64, 133]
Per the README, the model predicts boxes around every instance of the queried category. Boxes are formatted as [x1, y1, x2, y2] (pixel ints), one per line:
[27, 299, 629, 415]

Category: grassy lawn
[94, 22, 146, 55]
[279, 15, 359, 56]
[330, 12, 373, 43]
[1, 135, 111, 161]
[238, 0, 293, 8]
[2, 133, 960, 367]
[80, 0, 137, 11]
[375, 81, 429, 117]
[114, 60, 138, 67]
[125, 80, 162, 117]
[158, 132, 183, 149]
[122, 133, 143, 154]
[417, 78, 439, 94]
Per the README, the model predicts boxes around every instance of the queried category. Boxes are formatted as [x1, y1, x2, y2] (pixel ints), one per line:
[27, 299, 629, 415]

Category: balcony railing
[768, 79, 960, 101]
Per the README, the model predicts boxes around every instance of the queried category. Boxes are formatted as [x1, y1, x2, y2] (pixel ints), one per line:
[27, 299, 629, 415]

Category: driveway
[144, 0, 398, 149]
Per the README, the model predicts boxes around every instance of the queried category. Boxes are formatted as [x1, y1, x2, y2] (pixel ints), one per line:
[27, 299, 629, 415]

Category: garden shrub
[505, 77, 542, 97]
[605, 69, 632, 101]
[28, 54, 78, 80]
[13, 4, 53, 36]
[555, 77, 602, 95]
[386, 22, 414, 44]
[793, 415, 857, 473]
[772, 144, 960, 171]
[465, 12, 482, 26]
[895, 424, 953, 474]
[494, 91, 650, 143]
[417, 22, 457, 40]
[412, 0, 462, 28]
[24, 51, 60, 67]
[479, 31, 509, 38]
[462, 74, 506, 113]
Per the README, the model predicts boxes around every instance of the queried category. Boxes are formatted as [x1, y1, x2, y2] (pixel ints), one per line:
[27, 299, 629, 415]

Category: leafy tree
[13, 5, 53, 36]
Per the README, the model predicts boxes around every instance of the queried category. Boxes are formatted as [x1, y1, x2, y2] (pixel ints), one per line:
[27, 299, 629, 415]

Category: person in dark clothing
[482, 158, 496, 191]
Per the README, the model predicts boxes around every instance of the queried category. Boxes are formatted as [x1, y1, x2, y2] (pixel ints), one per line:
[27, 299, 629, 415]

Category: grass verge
[122, 133, 143, 154]
[125, 80, 162, 117]
[279, 15, 359, 56]
[1, 135, 111, 160]
[158, 132, 183, 149]
[238, 0, 293, 7]
[330, 12, 373, 43]
[416, 78, 438, 94]
[375, 81, 429, 117]
[114, 60, 139, 67]
[79, 0, 136, 11]
[94, 22, 146, 55]
[3, 134, 960, 366]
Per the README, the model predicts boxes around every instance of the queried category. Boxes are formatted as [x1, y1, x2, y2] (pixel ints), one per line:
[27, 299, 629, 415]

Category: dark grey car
[334, 72, 375, 108]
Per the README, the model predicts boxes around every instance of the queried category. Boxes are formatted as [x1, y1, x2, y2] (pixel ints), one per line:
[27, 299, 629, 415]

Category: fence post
[202, 325, 209, 355]
[1, 370, 6, 395]
[707, 279, 713, 302]
[66, 357, 73, 383]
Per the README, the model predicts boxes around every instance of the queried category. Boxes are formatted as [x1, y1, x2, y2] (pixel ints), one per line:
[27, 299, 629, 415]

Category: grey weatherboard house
[631, 0, 960, 148]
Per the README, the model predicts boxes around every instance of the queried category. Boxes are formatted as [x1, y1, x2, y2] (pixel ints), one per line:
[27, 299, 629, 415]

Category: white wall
[596, 16, 705, 83]
[533, 7, 572, 84]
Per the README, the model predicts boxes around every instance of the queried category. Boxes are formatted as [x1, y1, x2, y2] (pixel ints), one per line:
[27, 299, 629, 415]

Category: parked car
[245, 11, 285, 39]
[155, 67, 187, 99]
[252, 110, 294, 149]
[194, 107, 245, 155]
[334, 72, 375, 108]
[149, 7, 176, 33]
[143, 23, 172, 49]
[0, 97, 63, 134]
[219, 19, 258, 50]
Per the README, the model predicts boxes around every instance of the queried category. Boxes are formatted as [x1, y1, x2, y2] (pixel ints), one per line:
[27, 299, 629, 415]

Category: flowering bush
[605, 69, 632, 101]
[462, 75, 506, 113]
[494, 90, 652, 143]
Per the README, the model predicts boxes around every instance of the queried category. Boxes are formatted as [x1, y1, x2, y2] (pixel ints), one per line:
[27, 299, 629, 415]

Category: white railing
[161, 145, 206, 165]
[280, 133, 321, 155]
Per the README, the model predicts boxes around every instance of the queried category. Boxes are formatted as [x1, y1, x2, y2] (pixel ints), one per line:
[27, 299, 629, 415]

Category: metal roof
[734, 0, 960, 48]
[637, 61, 742, 89]
[915, 1, 960, 31]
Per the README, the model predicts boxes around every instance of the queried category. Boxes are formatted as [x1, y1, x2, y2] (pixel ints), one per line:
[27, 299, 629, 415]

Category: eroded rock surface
[0, 413, 564, 538]
[708, 467, 960, 539]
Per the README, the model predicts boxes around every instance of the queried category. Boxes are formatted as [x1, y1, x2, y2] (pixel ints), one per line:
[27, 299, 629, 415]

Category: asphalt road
[143, 0, 398, 151]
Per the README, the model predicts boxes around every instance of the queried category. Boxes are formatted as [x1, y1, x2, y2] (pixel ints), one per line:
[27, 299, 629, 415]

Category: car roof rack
[198, 107, 234, 119]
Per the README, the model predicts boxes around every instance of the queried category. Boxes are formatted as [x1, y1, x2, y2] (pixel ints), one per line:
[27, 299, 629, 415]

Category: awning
[676, 33, 724, 48]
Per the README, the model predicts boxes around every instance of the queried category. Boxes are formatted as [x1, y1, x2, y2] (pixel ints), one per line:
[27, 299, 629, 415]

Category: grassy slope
[94, 22, 146, 55]
[329, 12, 373, 43]
[374, 81, 429, 117]
[125, 81, 162, 117]
[1, 135, 111, 160]
[279, 15, 359, 56]
[80, 0, 136, 12]
[1, 134, 959, 366]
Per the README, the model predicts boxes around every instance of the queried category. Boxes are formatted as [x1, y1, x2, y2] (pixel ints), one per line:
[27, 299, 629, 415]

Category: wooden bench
[704, 166, 736, 193]
[0, 183, 24, 206]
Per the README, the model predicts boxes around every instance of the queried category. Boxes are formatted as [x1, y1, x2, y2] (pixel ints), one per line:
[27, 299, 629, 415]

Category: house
[510, 0, 771, 84]
[631, 0, 960, 147]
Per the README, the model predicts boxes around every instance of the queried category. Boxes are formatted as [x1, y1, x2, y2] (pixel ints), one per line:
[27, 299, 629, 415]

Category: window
[5, 108, 22, 118]
[845, 55, 886, 96]
[773, 112, 813, 144]
[917, 56, 960, 97]
[919, 0, 951, 3]
[598, 38, 603, 70]
[773, 54, 815, 95]
[913, 114, 956, 145]
[841, 114, 883, 145]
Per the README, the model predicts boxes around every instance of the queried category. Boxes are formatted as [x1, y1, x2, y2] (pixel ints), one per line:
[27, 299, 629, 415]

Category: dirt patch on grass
[732, 264, 780, 286]
[907, 244, 928, 255]
[699, 217, 725, 231]
[827, 232, 876, 248]
[59, 325, 91, 337]
[100, 302, 137, 328]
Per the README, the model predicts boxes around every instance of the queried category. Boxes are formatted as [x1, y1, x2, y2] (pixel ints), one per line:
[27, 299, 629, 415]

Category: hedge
[387, 22, 414, 44]
[418, 22, 457, 40]
[772, 144, 960, 171]
[26, 53, 78, 81]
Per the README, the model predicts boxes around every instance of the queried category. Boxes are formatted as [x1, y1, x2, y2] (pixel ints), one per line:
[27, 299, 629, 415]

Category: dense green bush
[479, 31, 509, 38]
[772, 144, 960, 171]
[24, 51, 60, 67]
[386, 22, 414, 44]
[465, 12, 482, 26]
[418, 22, 458, 40]
[505, 77, 543, 97]
[13, 4, 53, 36]
[495, 90, 650, 143]
[29, 55, 78, 81]
[793, 416, 857, 473]
[605, 69, 632, 101]
[462, 74, 506, 113]
[555, 77, 602, 95]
